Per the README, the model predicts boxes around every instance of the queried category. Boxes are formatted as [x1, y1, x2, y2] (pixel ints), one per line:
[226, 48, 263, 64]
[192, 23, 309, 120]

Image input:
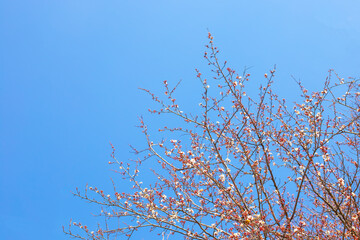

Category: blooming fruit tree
[65, 33, 360, 239]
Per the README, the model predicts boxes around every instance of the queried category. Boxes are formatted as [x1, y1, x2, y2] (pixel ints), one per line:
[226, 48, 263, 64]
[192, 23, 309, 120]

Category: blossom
[338, 178, 345, 187]
[219, 174, 225, 182]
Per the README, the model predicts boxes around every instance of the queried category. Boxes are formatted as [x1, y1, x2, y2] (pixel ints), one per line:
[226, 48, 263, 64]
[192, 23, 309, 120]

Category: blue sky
[1, 1, 359, 239]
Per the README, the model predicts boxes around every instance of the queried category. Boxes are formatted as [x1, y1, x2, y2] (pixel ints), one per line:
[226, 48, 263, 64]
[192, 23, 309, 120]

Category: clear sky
[1, 1, 359, 239]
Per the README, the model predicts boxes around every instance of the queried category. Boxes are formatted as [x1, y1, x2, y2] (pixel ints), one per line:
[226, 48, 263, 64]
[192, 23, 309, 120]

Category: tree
[65, 33, 360, 239]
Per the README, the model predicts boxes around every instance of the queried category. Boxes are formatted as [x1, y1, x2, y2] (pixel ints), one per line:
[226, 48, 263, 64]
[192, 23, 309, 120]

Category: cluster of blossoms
[65, 33, 360, 239]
